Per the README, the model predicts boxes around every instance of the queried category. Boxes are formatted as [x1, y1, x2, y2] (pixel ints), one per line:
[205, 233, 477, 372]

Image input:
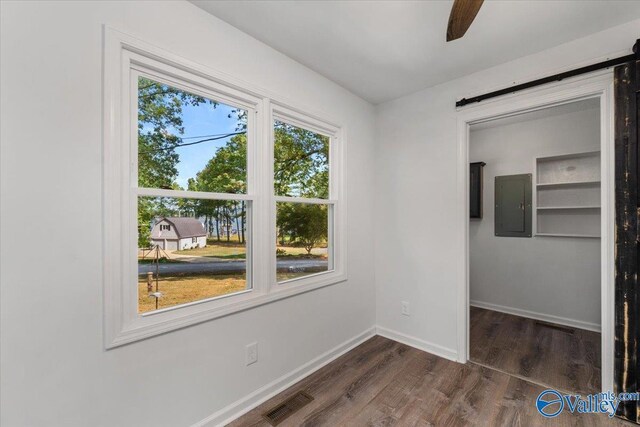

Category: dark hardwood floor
[230, 335, 626, 426]
[470, 307, 601, 395]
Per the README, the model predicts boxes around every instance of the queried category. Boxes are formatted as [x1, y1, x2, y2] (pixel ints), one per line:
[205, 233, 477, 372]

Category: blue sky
[172, 101, 241, 189]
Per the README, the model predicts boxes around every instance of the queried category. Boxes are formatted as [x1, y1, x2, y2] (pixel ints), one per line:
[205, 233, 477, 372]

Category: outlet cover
[246, 342, 258, 366]
[401, 301, 410, 316]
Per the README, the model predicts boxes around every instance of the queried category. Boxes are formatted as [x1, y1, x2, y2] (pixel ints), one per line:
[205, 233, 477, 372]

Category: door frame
[455, 70, 615, 393]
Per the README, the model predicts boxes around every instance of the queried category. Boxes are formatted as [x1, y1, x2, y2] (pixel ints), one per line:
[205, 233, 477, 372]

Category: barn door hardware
[457, 39, 640, 108]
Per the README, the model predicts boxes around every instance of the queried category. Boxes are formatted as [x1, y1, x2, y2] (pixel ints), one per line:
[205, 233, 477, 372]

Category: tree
[277, 203, 327, 254]
[136, 77, 331, 252]
[136, 77, 216, 247]
[192, 134, 247, 243]
[274, 121, 329, 198]
[196, 134, 247, 194]
[137, 77, 216, 189]
[274, 122, 329, 253]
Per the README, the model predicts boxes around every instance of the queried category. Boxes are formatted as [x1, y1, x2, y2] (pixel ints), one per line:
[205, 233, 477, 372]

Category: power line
[139, 131, 246, 154]
[180, 132, 242, 140]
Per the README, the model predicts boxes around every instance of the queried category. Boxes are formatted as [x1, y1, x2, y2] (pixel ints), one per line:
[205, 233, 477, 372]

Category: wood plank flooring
[470, 307, 601, 395]
[230, 335, 627, 426]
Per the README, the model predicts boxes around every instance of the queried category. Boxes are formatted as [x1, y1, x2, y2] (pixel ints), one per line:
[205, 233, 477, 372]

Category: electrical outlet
[246, 342, 258, 366]
[401, 301, 410, 316]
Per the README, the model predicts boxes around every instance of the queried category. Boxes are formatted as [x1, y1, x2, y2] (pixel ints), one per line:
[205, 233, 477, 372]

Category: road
[138, 259, 328, 276]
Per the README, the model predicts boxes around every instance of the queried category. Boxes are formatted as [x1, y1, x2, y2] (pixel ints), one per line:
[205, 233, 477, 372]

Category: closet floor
[470, 306, 601, 395]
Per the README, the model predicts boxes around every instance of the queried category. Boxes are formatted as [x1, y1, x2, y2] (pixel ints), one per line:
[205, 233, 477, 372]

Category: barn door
[614, 57, 640, 423]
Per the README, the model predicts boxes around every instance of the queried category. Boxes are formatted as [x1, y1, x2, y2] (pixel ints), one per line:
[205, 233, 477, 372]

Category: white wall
[0, 2, 376, 426]
[374, 20, 639, 357]
[469, 103, 601, 330]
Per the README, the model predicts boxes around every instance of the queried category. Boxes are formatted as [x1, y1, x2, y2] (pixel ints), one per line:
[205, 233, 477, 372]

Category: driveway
[138, 258, 328, 276]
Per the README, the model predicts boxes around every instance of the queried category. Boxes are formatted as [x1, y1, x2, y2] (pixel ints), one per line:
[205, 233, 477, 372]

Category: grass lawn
[138, 272, 311, 313]
[139, 274, 247, 313]
[174, 241, 327, 259]
[175, 242, 247, 259]
[276, 246, 327, 258]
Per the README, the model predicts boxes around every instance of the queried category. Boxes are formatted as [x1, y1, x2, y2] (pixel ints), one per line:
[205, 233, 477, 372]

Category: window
[274, 120, 332, 282]
[135, 74, 251, 314]
[103, 29, 345, 347]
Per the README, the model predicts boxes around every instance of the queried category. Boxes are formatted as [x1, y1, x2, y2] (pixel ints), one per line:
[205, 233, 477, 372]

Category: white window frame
[270, 104, 344, 289]
[103, 28, 346, 348]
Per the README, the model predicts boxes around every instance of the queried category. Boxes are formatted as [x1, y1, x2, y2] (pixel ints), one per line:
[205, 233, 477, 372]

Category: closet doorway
[469, 99, 602, 394]
[456, 73, 615, 395]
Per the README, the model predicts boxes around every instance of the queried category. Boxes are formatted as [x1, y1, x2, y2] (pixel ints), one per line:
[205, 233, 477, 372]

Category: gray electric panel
[495, 174, 532, 237]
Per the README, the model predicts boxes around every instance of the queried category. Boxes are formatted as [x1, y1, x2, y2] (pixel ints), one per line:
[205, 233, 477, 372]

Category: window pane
[276, 202, 330, 282]
[138, 76, 247, 194]
[274, 120, 329, 198]
[138, 196, 250, 313]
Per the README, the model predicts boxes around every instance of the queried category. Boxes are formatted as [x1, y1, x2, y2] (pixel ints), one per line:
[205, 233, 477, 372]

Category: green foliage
[189, 134, 248, 243]
[137, 197, 153, 248]
[274, 121, 329, 253]
[195, 134, 247, 194]
[136, 76, 331, 254]
[136, 77, 215, 247]
[277, 203, 327, 254]
[137, 77, 216, 189]
[274, 121, 329, 198]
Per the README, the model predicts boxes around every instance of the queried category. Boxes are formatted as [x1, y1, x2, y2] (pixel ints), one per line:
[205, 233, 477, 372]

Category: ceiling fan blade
[447, 0, 484, 42]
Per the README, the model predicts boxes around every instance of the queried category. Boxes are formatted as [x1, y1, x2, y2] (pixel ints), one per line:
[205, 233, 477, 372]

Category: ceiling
[191, 1, 640, 104]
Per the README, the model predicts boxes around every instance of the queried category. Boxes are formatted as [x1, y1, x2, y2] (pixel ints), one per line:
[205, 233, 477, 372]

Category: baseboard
[191, 327, 376, 427]
[375, 326, 458, 362]
[470, 300, 601, 332]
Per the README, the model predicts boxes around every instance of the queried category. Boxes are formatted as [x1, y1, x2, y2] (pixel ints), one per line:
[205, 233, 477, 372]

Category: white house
[150, 217, 207, 251]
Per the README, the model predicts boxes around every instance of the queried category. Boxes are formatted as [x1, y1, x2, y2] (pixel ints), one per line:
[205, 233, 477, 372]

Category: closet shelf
[536, 180, 600, 188]
[535, 233, 601, 238]
[535, 150, 601, 237]
[536, 206, 600, 210]
[536, 150, 600, 162]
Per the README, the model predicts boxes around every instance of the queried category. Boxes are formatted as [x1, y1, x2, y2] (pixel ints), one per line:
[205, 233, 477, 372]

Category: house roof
[157, 217, 206, 239]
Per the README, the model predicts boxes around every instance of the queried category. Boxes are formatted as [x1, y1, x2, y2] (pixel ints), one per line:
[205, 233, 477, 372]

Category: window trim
[103, 28, 346, 348]
[270, 104, 343, 288]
